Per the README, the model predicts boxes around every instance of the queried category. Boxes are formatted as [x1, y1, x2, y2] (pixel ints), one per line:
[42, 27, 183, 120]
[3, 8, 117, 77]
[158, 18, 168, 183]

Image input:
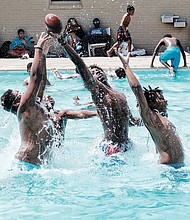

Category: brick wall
[0, 0, 189, 54]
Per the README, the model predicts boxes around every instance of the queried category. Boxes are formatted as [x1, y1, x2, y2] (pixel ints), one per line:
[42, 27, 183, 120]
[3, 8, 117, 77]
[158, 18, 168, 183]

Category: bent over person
[117, 51, 184, 164]
[150, 34, 187, 75]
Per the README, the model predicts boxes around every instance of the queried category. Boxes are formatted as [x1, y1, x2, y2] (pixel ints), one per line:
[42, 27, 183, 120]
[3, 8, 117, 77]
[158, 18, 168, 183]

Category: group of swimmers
[0, 6, 186, 168]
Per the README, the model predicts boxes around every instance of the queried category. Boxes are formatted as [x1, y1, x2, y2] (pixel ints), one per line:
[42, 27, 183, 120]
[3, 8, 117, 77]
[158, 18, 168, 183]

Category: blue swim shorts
[159, 46, 181, 72]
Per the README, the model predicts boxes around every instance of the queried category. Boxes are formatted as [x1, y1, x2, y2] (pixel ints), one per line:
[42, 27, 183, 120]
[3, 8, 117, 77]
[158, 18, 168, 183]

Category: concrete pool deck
[0, 55, 189, 71]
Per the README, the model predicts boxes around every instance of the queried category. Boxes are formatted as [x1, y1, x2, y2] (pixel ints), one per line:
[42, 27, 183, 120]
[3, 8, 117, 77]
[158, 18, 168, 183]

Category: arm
[37, 53, 47, 101]
[116, 51, 150, 119]
[150, 40, 163, 67]
[56, 109, 98, 119]
[177, 39, 187, 67]
[21, 36, 32, 49]
[61, 41, 96, 91]
[128, 108, 143, 126]
[37, 36, 52, 101]
[18, 33, 50, 113]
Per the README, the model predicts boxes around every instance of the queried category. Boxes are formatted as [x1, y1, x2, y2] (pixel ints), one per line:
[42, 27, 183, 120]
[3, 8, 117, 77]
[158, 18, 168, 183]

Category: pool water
[0, 68, 190, 220]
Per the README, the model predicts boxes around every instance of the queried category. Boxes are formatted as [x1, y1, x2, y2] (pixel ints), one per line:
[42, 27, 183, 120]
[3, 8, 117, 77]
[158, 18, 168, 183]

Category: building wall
[0, 0, 189, 54]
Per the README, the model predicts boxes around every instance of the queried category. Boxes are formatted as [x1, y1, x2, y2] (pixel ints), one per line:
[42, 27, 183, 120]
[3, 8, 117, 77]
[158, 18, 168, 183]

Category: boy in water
[116, 51, 184, 164]
[1, 33, 97, 166]
[107, 4, 135, 57]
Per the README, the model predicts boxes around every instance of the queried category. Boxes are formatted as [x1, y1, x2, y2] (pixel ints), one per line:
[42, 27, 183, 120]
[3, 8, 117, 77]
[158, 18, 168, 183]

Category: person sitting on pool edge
[116, 51, 184, 164]
[1, 32, 97, 167]
[59, 37, 143, 156]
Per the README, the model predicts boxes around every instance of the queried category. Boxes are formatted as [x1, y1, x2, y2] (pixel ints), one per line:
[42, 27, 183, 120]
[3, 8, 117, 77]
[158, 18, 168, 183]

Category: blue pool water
[0, 68, 190, 220]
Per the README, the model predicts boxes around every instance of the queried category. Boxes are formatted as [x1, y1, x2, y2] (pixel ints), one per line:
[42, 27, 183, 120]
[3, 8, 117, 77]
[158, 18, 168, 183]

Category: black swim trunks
[117, 26, 132, 43]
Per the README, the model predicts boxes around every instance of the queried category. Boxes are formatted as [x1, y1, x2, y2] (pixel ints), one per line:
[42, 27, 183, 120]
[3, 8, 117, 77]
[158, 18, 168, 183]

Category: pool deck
[0, 55, 189, 71]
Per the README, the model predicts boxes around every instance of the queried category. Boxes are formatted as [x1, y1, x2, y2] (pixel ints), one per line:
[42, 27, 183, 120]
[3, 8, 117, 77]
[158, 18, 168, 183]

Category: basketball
[45, 14, 62, 34]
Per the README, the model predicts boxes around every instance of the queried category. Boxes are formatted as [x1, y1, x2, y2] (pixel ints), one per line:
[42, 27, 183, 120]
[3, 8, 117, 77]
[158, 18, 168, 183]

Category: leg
[159, 49, 175, 75]
[160, 60, 175, 76]
[171, 50, 181, 73]
[107, 41, 120, 57]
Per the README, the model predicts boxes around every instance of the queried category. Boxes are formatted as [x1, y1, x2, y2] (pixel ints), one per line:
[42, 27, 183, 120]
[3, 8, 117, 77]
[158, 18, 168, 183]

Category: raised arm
[59, 39, 95, 91]
[56, 109, 98, 119]
[37, 54, 47, 101]
[176, 39, 187, 67]
[18, 33, 50, 112]
[116, 51, 150, 118]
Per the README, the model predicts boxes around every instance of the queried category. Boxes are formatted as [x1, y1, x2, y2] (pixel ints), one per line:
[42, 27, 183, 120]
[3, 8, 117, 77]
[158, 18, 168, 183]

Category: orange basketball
[45, 14, 62, 34]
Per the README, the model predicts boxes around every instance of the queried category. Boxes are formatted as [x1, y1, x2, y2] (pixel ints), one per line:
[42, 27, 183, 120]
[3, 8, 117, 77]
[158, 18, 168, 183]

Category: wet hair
[143, 86, 163, 111]
[164, 33, 172, 38]
[115, 67, 126, 79]
[1, 89, 21, 114]
[127, 5, 135, 12]
[27, 62, 32, 72]
[89, 64, 110, 86]
[89, 64, 104, 73]
[18, 29, 25, 35]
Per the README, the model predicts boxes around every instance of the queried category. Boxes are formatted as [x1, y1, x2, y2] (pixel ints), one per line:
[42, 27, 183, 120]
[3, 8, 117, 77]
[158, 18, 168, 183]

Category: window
[49, 0, 82, 10]
[51, 0, 80, 1]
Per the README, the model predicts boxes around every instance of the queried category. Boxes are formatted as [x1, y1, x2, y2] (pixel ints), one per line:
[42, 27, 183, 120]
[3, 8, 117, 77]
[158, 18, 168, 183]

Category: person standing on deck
[107, 5, 135, 57]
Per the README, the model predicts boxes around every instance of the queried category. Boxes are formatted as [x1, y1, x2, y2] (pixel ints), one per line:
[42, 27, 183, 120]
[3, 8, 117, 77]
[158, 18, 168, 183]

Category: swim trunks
[159, 46, 181, 72]
[117, 26, 132, 43]
[99, 140, 131, 156]
[12, 160, 41, 171]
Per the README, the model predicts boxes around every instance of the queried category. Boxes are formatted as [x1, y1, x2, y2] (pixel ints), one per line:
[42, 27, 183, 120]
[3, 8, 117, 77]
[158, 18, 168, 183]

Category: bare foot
[106, 50, 112, 57]
[169, 67, 176, 76]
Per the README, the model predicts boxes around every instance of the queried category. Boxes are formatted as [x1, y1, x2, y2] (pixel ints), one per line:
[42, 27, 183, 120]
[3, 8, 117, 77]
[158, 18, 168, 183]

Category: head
[164, 33, 172, 38]
[115, 67, 126, 79]
[17, 29, 25, 39]
[127, 5, 135, 15]
[143, 86, 168, 116]
[89, 64, 108, 85]
[93, 18, 100, 28]
[43, 94, 55, 111]
[27, 62, 32, 74]
[1, 89, 21, 114]
[67, 18, 78, 27]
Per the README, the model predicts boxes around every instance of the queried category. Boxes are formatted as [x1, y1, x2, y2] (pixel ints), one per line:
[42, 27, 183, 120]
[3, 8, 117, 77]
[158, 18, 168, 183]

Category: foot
[169, 67, 176, 76]
[106, 50, 112, 57]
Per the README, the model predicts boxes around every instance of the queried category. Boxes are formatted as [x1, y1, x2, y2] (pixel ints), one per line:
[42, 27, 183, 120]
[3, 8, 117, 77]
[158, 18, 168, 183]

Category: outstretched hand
[114, 48, 130, 68]
[35, 32, 53, 55]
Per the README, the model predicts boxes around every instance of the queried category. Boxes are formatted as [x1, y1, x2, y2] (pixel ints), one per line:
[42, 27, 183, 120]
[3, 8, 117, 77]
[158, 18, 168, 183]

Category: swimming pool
[0, 68, 190, 219]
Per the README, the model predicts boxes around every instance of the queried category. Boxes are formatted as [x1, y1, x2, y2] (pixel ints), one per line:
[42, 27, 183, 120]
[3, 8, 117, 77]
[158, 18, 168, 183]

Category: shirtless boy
[1, 33, 97, 166]
[117, 51, 184, 164]
[59, 38, 144, 156]
[150, 34, 187, 75]
[107, 4, 135, 57]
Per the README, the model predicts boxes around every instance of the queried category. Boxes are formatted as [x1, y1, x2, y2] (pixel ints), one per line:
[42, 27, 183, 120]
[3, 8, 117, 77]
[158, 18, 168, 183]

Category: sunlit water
[0, 68, 190, 220]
